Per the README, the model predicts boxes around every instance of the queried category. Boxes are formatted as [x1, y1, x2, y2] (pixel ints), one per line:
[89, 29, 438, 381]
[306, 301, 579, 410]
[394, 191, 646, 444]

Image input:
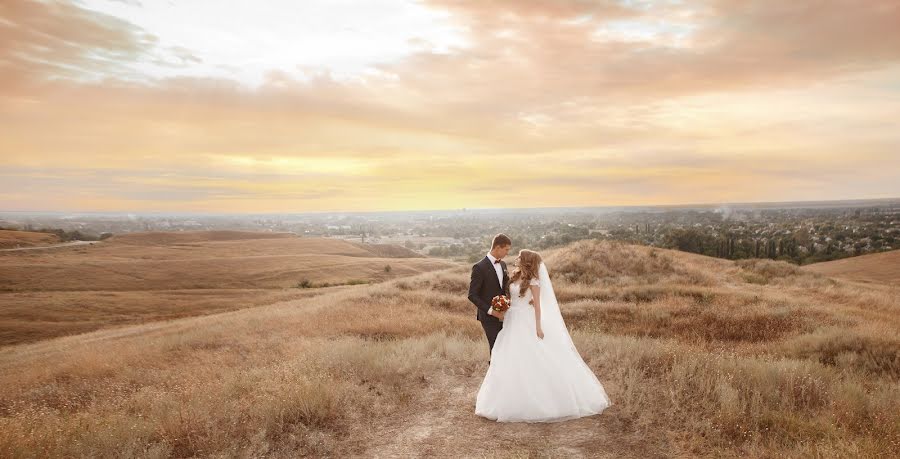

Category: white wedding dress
[475, 262, 612, 422]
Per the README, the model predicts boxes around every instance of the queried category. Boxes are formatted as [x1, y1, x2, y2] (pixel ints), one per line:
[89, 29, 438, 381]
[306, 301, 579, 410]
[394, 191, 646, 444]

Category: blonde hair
[509, 249, 542, 297]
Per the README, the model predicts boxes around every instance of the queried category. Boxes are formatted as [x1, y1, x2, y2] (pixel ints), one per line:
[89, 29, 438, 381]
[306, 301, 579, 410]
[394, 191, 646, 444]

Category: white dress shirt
[486, 252, 503, 315]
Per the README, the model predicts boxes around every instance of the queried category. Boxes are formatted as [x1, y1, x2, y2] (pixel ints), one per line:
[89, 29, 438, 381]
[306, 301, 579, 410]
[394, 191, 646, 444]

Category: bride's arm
[530, 283, 543, 339]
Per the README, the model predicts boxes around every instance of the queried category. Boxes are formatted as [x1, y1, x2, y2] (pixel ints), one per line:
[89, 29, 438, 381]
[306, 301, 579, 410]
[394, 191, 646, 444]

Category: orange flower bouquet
[491, 294, 510, 313]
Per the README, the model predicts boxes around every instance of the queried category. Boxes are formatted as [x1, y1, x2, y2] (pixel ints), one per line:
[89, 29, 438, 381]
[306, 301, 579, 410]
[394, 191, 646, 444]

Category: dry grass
[803, 248, 900, 285]
[736, 258, 803, 285]
[0, 234, 450, 292]
[577, 332, 900, 456]
[563, 295, 821, 344]
[779, 325, 900, 380]
[546, 239, 722, 287]
[0, 288, 336, 346]
[0, 230, 60, 249]
[347, 241, 425, 258]
[106, 230, 299, 245]
[0, 238, 898, 457]
[0, 232, 453, 346]
[0, 286, 482, 458]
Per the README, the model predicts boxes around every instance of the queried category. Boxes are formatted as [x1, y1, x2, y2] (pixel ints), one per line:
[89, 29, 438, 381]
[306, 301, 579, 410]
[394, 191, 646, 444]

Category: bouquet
[491, 294, 510, 313]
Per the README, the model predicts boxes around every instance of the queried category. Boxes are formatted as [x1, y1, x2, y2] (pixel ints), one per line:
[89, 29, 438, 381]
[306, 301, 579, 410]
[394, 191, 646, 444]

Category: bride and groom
[468, 233, 612, 422]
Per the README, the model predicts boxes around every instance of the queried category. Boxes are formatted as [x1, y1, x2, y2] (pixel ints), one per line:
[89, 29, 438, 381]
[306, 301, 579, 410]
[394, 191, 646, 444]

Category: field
[0, 238, 898, 457]
[0, 231, 451, 346]
[0, 230, 61, 249]
[803, 248, 900, 285]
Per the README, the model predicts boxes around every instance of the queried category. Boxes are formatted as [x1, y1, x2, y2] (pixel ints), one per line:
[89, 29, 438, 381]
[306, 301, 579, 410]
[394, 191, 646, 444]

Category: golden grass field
[0, 236, 898, 458]
[0, 231, 451, 346]
[0, 230, 61, 249]
[803, 249, 900, 285]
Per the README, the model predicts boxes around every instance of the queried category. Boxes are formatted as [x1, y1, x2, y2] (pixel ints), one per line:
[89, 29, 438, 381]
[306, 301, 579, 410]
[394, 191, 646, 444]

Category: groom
[468, 233, 511, 359]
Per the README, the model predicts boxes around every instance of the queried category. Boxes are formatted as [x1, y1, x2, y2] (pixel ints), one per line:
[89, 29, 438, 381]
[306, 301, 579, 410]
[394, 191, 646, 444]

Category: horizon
[2, 1, 899, 213]
[2, 195, 898, 218]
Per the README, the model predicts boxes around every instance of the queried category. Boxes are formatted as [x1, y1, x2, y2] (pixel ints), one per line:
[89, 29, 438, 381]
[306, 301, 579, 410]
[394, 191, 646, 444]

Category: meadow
[0, 231, 451, 346]
[0, 236, 897, 457]
[0, 230, 61, 249]
[803, 248, 900, 285]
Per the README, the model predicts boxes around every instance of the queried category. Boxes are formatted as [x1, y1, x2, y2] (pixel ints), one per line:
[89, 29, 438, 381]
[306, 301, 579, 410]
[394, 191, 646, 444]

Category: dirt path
[362, 363, 671, 458]
[0, 240, 98, 252]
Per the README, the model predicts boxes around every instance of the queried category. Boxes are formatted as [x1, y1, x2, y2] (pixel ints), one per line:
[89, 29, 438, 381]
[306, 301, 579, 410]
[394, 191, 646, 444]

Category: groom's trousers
[481, 318, 503, 358]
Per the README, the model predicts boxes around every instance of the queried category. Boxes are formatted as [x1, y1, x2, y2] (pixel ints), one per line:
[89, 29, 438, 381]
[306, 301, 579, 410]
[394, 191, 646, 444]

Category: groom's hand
[490, 309, 505, 320]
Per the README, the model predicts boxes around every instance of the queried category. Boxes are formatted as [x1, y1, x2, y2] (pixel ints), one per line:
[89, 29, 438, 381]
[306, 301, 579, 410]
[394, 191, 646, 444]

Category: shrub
[781, 328, 900, 380]
[736, 259, 801, 284]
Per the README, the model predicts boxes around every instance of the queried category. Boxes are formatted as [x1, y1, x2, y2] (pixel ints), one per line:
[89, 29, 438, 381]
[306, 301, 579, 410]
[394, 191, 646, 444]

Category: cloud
[395, 0, 900, 109]
[0, 0, 898, 212]
[0, 0, 160, 92]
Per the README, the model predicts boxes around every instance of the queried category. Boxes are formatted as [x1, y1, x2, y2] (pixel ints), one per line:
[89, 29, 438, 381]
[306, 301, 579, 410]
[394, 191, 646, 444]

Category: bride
[475, 249, 612, 422]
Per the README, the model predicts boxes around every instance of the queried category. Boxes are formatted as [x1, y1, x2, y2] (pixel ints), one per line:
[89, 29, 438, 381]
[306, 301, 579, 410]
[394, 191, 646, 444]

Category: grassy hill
[0, 240, 897, 457]
[0, 231, 452, 346]
[802, 248, 900, 285]
[0, 230, 61, 249]
[105, 230, 297, 245]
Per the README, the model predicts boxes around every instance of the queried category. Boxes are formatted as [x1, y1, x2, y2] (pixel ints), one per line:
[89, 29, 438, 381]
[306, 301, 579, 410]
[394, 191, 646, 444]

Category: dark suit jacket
[468, 256, 510, 322]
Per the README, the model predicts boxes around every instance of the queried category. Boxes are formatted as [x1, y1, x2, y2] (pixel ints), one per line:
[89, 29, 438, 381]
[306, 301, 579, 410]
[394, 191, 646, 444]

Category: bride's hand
[536, 327, 544, 339]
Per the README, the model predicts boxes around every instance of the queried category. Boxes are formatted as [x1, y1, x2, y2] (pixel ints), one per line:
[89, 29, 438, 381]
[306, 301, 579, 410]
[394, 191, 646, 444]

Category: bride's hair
[509, 249, 542, 297]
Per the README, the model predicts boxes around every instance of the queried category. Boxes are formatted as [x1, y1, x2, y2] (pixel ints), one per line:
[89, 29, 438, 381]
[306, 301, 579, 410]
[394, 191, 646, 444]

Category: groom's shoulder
[472, 256, 488, 268]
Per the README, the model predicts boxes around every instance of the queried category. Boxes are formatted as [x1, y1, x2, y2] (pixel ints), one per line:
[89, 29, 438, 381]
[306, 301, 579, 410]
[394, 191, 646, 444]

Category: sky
[1, 0, 899, 213]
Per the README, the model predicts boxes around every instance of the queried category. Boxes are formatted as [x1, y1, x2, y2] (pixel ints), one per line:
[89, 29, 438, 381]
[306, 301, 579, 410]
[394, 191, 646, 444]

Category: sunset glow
[1, 0, 899, 213]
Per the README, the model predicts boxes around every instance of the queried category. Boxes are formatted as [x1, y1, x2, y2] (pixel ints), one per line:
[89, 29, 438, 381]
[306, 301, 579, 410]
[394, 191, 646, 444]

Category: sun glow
[211, 155, 371, 176]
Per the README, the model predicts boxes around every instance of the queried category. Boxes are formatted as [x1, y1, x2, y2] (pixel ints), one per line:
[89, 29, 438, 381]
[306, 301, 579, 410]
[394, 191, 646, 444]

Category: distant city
[2, 198, 898, 265]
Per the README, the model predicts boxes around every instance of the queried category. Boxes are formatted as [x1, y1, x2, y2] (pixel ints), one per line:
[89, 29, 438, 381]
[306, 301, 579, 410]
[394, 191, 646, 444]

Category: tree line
[662, 227, 861, 265]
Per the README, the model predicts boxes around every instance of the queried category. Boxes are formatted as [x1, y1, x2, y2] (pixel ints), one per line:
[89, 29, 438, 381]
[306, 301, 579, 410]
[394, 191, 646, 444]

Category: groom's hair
[492, 233, 512, 248]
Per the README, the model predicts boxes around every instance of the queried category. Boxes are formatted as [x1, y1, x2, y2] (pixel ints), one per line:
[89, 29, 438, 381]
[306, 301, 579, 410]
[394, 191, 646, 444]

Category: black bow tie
[493, 259, 501, 264]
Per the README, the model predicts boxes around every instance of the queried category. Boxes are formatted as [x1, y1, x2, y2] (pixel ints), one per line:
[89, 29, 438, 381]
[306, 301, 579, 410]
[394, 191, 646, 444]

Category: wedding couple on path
[468, 233, 612, 422]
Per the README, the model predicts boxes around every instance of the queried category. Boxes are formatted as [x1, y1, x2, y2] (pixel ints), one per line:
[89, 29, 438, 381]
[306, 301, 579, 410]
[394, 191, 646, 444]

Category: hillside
[0, 231, 448, 292]
[802, 248, 900, 284]
[106, 230, 297, 245]
[0, 230, 60, 249]
[0, 240, 897, 457]
[348, 241, 425, 258]
[0, 231, 452, 346]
